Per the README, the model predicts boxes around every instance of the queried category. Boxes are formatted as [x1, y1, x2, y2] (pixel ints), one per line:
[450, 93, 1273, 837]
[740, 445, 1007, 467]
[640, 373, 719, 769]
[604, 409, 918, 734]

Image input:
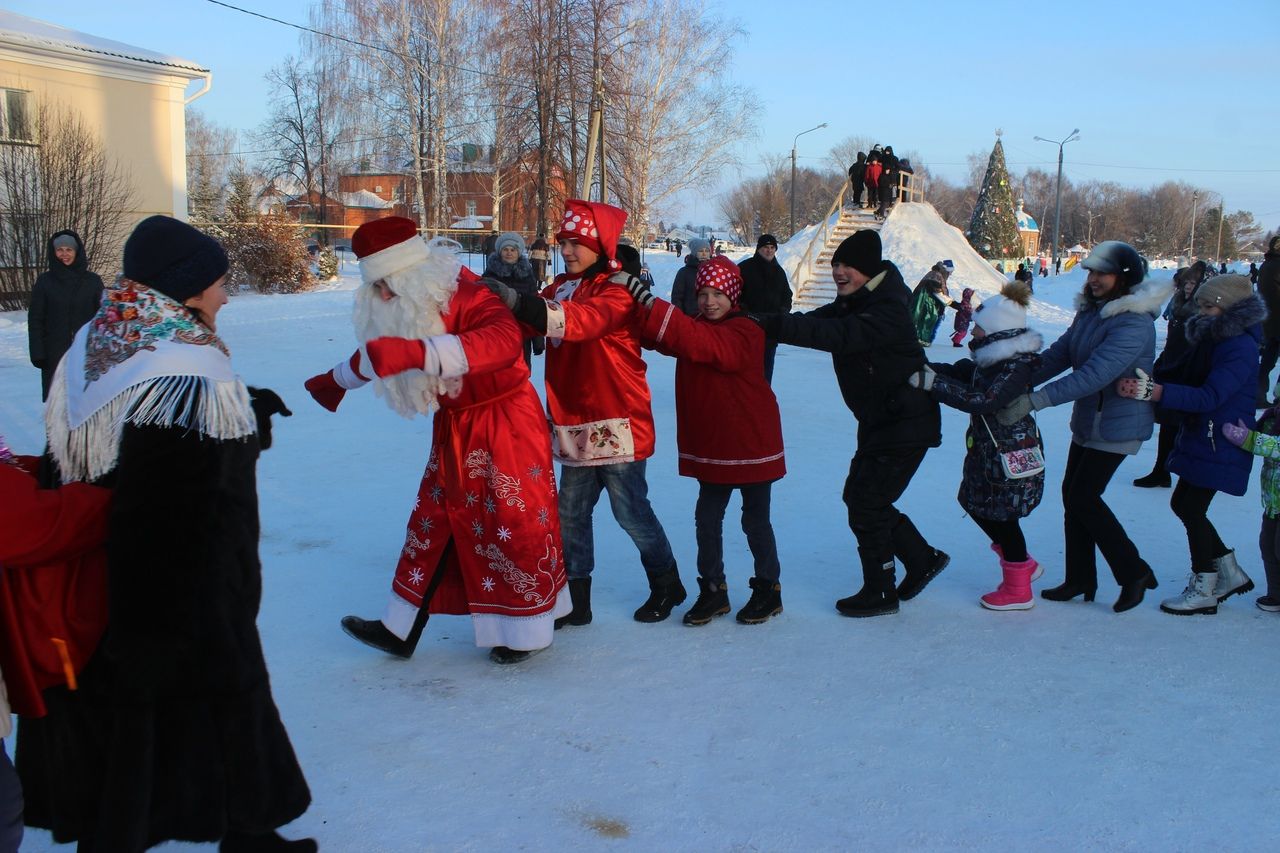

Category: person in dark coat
[1250, 262, 1259, 285]
[484, 232, 543, 365]
[670, 237, 710, 316]
[1256, 236, 1280, 404]
[1133, 262, 1213, 487]
[30, 216, 313, 853]
[913, 281, 1045, 610]
[28, 230, 104, 402]
[848, 152, 866, 207]
[1118, 274, 1264, 614]
[750, 230, 947, 617]
[737, 234, 792, 383]
[529, 235, 550, 283]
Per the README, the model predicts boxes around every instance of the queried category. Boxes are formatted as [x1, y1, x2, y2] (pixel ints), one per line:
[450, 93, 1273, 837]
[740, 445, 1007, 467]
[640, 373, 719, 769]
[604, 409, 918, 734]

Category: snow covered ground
[4, 252, 1278, 851]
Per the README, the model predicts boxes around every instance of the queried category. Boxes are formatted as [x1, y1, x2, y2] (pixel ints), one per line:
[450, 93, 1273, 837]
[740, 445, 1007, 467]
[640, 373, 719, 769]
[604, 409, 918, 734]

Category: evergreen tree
[966, 138, 1023, 260]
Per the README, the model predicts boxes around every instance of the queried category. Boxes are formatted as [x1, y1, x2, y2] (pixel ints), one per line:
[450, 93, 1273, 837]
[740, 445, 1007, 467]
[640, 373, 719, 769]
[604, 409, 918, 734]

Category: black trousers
[1170, 479, 1228, 572]
[972, 516, 1028, 563]
[843, 447, 933, 570]
[1061, 442, 1150, 587]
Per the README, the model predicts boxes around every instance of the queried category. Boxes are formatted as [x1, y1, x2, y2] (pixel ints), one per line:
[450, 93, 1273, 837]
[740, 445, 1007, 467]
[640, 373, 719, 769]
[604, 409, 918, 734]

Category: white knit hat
[973, 281, 1031, 335]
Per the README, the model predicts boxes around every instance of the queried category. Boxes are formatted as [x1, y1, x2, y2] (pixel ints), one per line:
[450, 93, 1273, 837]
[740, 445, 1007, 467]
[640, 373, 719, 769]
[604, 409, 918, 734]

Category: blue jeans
[558, 460, 676, 580]
[0, 740, 22, 853]
[695, 481, 781, 583]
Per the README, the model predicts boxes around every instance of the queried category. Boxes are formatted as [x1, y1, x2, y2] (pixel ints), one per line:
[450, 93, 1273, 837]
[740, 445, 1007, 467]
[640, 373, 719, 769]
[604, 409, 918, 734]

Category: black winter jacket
[670, 254, 702, 317]
[738, 254, 793, 314]
[28, 230, 104, 400]
[776, 260, 941, 451]
[1259, 249, 1280, 339]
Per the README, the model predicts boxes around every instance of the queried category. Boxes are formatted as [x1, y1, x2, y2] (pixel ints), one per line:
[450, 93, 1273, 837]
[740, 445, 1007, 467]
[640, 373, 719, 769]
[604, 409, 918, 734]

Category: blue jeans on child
[558, 460, 676, 581]
[695, 481, 781, 583]
[0, 739, 22, 853]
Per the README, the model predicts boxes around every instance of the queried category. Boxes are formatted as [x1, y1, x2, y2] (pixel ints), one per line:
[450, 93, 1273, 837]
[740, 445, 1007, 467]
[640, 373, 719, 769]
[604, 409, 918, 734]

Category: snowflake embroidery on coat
[465, 449, 526, 511]
[408, 567, 425, 586]
[497, 526, 512, 541]
[484, 495, 496, 514]
[425, 448, 440, 475]
[418, 517, 434, 533]
[527, 464, 544, 481]
[482, 576, 496, 592]
[537, 507, 550, 527]
[465, 492, 478, 507]
[429, 485, 443, 504]
[473, 542, 546, 604]
[471, 520, 485, 537]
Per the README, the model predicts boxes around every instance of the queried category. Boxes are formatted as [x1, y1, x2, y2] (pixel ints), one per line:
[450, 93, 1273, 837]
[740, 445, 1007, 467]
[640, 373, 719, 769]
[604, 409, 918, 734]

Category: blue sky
[10, 0, 1279, 229]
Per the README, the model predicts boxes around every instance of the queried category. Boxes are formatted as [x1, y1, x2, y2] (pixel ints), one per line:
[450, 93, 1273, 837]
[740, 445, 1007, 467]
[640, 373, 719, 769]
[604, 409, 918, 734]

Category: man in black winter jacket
[1257, 235, 1280, 404]
[738, 234, 792, 383]
[752, 230, 948, 616]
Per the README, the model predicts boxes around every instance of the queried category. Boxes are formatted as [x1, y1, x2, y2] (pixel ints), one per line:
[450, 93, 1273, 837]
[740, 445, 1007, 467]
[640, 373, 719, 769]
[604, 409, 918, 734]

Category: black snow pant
[843, 447, 934, 580]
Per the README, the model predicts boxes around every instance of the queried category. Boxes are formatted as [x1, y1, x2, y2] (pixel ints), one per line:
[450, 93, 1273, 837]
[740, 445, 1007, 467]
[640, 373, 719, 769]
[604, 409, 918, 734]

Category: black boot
[1113, 566, 1158, 613]
[1132, 471, 1171, 488]
[220, 830, 318, 853]
[735, 577, 783, 624]
[1040, 581, 1097, 602]
[682, 577, 730, 626]
[891, 516, 948, 601]
[340, 601, 430, 659]
[634, 569, 687, 623]
[489, 645, 541, 664]
[554, 577, 592, 629]
[837, 552, 899, 617]
[896, 549, 950, 601]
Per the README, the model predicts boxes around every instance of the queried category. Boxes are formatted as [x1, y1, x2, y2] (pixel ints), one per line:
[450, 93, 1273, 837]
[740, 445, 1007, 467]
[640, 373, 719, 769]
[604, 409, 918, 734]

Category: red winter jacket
[641, 300, 785, 484]
[0, 459, 110, 720]
[538, 271, 656, 465]
[864, 161, 883, 188]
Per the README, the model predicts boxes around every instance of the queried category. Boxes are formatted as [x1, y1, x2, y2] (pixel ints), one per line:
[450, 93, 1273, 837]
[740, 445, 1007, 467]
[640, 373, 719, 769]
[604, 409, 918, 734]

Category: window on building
[1, 89, 33, 143]
[465, 201, 477, 218]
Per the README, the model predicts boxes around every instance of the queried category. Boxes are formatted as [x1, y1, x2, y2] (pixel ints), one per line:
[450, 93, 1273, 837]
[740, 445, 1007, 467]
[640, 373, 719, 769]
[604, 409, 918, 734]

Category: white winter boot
[1211, 550, 1254, 603]
[1160, 571, 1219, 616]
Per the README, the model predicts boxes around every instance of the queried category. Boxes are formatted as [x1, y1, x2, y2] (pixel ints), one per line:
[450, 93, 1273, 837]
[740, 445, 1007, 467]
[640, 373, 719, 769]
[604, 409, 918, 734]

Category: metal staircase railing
[790, 181, 847, 294]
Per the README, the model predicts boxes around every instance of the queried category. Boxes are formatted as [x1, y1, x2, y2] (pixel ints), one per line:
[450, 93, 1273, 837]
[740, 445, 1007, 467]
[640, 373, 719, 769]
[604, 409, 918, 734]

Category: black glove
[531, 336, 546, 356]
[747, 312, 782, 339]
[615, 243, 643, 279]
[609, 270, 654, 309]
[32, 358, 46, 370]
[248, 386, 292, 450]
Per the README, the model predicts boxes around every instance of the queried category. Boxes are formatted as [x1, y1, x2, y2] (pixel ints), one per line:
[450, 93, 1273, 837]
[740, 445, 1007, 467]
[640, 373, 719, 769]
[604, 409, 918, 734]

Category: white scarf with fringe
[45, 280, 255, 483]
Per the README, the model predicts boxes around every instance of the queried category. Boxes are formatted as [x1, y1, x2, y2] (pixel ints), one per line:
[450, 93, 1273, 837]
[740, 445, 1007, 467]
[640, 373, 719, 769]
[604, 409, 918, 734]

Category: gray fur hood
[1074, 277, 1173, 319]
[1185, 292, 1268, 344]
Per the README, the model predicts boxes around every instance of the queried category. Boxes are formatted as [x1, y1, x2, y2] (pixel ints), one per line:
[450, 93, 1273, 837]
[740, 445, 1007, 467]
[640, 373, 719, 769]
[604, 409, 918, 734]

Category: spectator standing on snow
[950, 287, 976, 347]
[1249, 262, 1258, 285]
[909, 262, 956, 346]
[1255, 236, 1280, 405]
[911, 281, 1046, 610]
[623, 255, 788, 626]
[529, 235, 551, 283]
[28, 230, 104, 402]
[1117, 274, 1262, 615]
[738, 234, 792, 382]
[671, 237, 711, 317]
[749, 230, 948, 617]
[484, 232, 543, 366]
[848, 152, 867, 207]
[1132, 262, 1213, 488]
[996, 241, 1168, 613]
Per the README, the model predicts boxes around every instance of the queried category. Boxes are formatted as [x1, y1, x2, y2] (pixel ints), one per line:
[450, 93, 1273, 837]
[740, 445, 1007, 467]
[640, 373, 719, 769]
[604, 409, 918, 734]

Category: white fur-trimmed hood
[973, 329, 1044, 367]
[1074, 277, 1173, 319]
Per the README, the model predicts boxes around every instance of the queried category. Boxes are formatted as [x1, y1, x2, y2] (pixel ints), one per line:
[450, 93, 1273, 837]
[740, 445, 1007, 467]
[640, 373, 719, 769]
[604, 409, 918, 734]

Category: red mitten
[305, 350, 371, 412]
[367, 337, 428, 378]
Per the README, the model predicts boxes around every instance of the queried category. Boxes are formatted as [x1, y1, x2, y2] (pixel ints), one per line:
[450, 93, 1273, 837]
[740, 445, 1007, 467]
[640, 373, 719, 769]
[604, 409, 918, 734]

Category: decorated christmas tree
[966, 135, 1023, 260]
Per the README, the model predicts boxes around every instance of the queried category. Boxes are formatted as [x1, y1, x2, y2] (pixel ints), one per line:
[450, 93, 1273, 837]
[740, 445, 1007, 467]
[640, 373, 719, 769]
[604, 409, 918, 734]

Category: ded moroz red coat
[641, 299, 785, 484]
[538, 272, 656, 465]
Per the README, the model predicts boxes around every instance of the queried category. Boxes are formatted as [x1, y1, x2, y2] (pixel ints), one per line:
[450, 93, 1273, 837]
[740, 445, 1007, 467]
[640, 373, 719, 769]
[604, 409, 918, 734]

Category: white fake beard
[353, 250, 461, 418]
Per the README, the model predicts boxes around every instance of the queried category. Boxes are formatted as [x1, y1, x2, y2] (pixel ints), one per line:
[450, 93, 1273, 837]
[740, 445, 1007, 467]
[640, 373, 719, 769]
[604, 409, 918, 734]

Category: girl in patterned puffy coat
[1220, 384, 1280, 612]
[909, 281, 1046, 610]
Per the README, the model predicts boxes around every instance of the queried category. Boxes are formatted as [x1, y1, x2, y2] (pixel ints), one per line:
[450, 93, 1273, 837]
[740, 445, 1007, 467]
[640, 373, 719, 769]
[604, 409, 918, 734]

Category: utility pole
[1216, 198, 1225, 261]
[581, 67, 604, 201]
[1190, 191, 1199, 259]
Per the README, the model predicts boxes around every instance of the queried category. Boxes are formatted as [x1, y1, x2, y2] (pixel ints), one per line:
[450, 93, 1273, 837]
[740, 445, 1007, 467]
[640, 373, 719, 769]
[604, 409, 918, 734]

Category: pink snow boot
[981, 557, 1037, 611]
[989, 543, 1042, 581]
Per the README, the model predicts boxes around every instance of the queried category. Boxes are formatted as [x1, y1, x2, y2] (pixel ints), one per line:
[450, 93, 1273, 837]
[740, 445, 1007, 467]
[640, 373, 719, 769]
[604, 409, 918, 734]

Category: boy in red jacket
[626, 255, 787, 624]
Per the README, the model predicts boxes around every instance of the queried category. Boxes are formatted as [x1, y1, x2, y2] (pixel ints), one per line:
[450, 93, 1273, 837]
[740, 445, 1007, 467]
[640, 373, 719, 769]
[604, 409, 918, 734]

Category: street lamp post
[1033, 128, 1080, 275]
[1190, 191, 1199, 259]
[790, 122, 827, 237]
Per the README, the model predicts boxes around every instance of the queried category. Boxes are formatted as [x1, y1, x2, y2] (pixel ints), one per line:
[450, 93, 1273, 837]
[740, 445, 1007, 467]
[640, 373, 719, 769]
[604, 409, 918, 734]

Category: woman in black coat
[28, 230, 104, 401]
[483, 232, 543, 365]
[29, 216, 313, 853]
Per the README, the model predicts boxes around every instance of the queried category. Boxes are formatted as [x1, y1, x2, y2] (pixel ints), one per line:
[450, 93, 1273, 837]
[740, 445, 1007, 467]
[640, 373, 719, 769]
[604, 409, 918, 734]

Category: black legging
[1061, 442, 1151, 587]
[1144, 421, 1177, 478]
[1170, 479, 1228, 572]
[971, 516, 1028, 563]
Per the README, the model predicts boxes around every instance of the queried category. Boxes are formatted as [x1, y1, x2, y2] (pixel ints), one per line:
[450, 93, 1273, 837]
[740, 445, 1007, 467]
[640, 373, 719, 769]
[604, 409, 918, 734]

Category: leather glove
[531, 336, 546, 356]
[995, 394, 1034, 426]
[366, 337, 442, 378]
[1116, 368, 1158, 401]
[481, 277, 520, 311]
[304, 350, 370, 412]
[609, 270, 654, 309]
[247, 387, 292, 450]
[747, 312, 782, 339]
[907, 365, 935, 391]
[32, 358, 46, 370]
[1222, 419, 1254, 450]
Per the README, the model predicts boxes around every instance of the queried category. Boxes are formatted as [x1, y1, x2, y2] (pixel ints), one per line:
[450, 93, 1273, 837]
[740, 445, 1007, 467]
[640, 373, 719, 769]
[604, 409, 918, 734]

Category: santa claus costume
[483, 199, 684, 627]
[306, 217, 568, 664]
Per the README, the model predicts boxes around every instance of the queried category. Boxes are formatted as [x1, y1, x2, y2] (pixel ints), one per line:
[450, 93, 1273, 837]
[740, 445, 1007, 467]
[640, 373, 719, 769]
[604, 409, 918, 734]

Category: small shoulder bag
[980, 414, 1045, 479]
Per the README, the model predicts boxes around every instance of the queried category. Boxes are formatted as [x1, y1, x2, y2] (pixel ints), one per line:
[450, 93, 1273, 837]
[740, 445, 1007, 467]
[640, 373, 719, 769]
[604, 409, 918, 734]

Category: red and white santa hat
[352, 216, 433, 285]
[695, 254, 743, 305]
[555, 199, 628, 271]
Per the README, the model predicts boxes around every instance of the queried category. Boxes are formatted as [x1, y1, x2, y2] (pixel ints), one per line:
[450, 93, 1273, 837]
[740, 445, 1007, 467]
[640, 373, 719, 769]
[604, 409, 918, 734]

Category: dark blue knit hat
[831, 229, 881, 277]
[123, 215, 229, 302]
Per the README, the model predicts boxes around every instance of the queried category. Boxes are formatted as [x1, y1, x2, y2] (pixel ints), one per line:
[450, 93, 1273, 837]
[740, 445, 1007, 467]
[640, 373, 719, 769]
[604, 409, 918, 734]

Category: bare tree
[0, 100, 138, 309]
[186, 109, 239, 220]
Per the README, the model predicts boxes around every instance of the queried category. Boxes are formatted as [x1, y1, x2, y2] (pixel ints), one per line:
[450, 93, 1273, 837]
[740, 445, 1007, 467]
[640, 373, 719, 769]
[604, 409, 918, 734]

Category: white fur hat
[974, 280, 1032, 335]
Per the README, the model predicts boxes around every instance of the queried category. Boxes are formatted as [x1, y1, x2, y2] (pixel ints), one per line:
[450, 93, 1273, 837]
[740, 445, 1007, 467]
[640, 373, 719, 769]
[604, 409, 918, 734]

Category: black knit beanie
[757, 234, 778, 249]
[123, 215, 229, 302]
[831, 229, 882, 277]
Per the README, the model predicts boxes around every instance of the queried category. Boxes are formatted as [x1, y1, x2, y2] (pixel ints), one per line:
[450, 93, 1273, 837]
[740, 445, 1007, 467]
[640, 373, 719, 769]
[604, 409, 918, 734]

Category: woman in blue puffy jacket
[1117, 274, 1263, 615]
[997, 241, 1170, 612]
